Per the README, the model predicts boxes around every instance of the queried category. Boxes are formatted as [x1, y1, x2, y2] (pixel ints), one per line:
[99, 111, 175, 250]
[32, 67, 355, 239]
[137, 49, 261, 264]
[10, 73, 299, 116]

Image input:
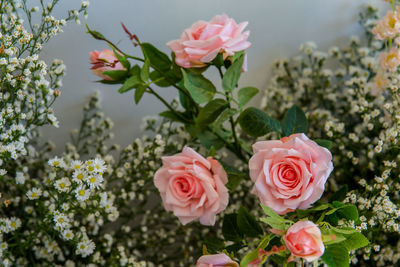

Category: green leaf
[141, 42, 171, 72]
[238, 87, 259, 108]
[134, 84, 147, 104]
[179, 90, 191, 110]
[203, 237, 225, 253]
[321, 245, 349, 267]
[113, 49, 130, 69]
[222, 54, 244, 92]
[140, 59, 150, 82]
[197, 130, 224, 150]
[240, 249, 259, 267]
[149, 71, 169, 87]
[257, 235, 271, 249]
[281, 104, 308, 137]
[238, 107, 281, 137]
[118, 65, 142, 93]
[341, 232, 369, 251]
[197, 99, 228, 126]
[182, 69, 216, 104]
[315, 139, 333, 150]
[212, 53, 224, 68]
[222, 214, 243, 242]
[237, 206, 263, 237]
[261, 205, 284, 220]
[329, 185, 348, 202]
[337, 205, 359, 222]
[225, 243, 244, 253]
[214, 108, 238, 126]
[331, 227, 359, 235]
[102, 70, 128, 81]
[159, 111, 186, 123]
[260, 217, 286, 230]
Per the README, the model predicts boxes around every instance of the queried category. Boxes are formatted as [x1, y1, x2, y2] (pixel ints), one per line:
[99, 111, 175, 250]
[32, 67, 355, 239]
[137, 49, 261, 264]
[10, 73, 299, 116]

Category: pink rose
[89, 49, 125, 80]
[249, 133, 333, 214]
[196, 254, 238, 267]
[167, 14, 251, 69]
[153, 147, 229, 226]
[284, 221, 325, 262]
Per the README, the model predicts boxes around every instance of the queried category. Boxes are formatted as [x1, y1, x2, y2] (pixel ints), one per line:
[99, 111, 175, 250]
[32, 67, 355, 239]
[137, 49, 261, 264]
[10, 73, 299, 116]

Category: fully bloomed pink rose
[196, 254, 238, 267]
[167, 14, 251, 69]
[153, 147, 229, 226]
[249, 133, 333, 214]
[284, 221, 325, 262]
[89, 49, 125, 80]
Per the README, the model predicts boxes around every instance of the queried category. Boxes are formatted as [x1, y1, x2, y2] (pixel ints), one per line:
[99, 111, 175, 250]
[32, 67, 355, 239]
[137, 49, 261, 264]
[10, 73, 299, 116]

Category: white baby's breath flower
[26, 187, 42, 200]
[75, 185, 90, 201]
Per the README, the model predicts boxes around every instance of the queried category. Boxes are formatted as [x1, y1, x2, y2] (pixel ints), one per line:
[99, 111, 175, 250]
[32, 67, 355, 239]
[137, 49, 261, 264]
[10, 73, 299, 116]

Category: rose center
[192, 25, 207, 40]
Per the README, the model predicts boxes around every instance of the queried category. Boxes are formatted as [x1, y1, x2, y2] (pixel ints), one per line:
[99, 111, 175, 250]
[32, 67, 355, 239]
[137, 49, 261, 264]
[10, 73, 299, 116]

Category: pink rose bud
[167, 14, 251, 69]
[89, 49, 125, 80]
[249, 133, 333, 214]
[153, 147, 229, 226]
[196, 254, 238, 267]
[284, 221, 325, 262]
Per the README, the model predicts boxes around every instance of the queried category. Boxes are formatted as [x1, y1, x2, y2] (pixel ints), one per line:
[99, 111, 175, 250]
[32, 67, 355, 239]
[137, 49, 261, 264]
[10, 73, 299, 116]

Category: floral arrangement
[2, 0, 400, 266]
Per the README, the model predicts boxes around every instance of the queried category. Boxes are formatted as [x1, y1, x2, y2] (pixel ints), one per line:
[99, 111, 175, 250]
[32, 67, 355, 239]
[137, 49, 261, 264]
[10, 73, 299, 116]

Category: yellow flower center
[77, 174, 84, 180]
[90, 177, 96, 183]
[10, 222, 16, 228]
[78, 190, 85, 196]
[88, 166, 94, 172]
[53, 161, 59, 166]
[59, 183, 65, 189]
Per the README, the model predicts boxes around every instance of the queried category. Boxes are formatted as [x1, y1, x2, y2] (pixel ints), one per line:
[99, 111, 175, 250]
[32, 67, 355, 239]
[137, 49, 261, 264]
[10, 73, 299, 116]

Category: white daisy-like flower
[85, 174, 103, 189]
[62, 229, 74, 240]
[54, 177, 71, 192]
[85, 159, 95, 173]
[26, 187, 42, 200]
[72, 170, 86, 184]
[48, 156, 65, 168]
[53, 212, 70, 229]
[70, 160, 83, 171]
[93, 158, 106, 173]
[15, 172, 26, 184]
[6, 217, 21, 231]
[74, 186, 90, 202]
[76, 239, 95, 257]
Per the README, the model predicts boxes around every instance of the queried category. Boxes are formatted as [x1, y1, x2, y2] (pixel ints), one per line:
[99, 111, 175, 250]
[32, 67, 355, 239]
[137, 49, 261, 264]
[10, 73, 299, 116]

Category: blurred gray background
[41, 0, 386, 153]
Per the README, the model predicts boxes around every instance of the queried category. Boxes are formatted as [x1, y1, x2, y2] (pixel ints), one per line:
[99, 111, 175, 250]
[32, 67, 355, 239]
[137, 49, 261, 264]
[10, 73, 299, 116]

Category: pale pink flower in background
[372, 10, 400, 40]
[196, 254, 238, 267]
[249, 133, 333, 214]
[379, 47, 400, 72]
[167, 14, 251, 69]
[373, 70, 389, 93]
[153, 147, 229, 226]
[89, 49, 125, 80]
[284, 221, 325, 262]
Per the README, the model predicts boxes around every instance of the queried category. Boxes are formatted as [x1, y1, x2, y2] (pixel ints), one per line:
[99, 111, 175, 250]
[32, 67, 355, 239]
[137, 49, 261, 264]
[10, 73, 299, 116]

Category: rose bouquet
[1, 0, 399, 266]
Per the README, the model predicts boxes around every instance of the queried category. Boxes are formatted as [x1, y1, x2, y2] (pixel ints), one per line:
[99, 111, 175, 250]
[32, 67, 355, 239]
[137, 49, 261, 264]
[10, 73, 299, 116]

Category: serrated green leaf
[237, 206, 263, 237]
[141, 42, 171, 72]
[159, 111, 187, 123]
[281, 104, 308, 136]
[321, 245, 349, 267]
[341, 232, 369, 251]
[261, 205, 284, 220]
[222, 214, 243, 242]
[134, 84, 147, 104]
[214, 108, 238, 126]
[182, 69, 216, 104]
[197, 99, 228, 126]
[222, 54, 244, 92]
[315, 139, 333, 150]
[337, 205, 359, 221]
[238, 107, 282, 137]
[238, 87, 259, 108]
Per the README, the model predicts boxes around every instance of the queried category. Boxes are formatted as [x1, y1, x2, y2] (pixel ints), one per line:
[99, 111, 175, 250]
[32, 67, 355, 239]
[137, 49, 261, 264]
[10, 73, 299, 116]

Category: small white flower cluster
[0, 0, 88, 176]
